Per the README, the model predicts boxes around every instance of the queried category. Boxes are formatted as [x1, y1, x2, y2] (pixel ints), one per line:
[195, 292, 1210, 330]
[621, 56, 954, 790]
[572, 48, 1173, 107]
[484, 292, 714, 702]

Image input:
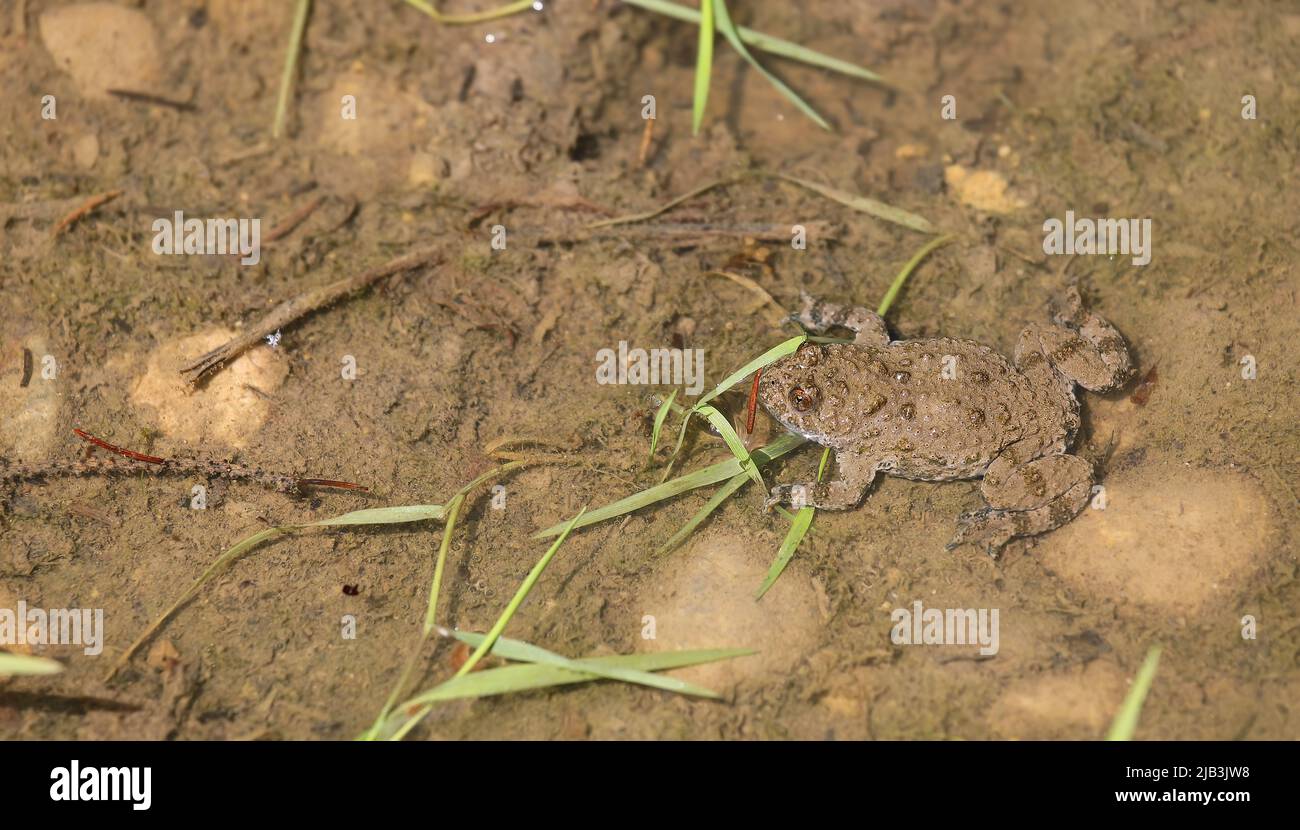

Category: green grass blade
[271, 0, 311, 139]
[537, 456, 743, 537]
[534, 432, 807, 538]
[695, 335, 806, 410]
[657, 470, 750, 554]
[388, 508, 587, 740]
[402, 0, 536, 25]
[756, 446, 828, 598]
[756, 505, 814, 599]
[452, 632, 726, 698]
[695, 404, 762, 485]
[775, 174, 937, 234]
[389, 649, 752, 712]
[1107, 645, 1162, 741]
[424, 496, 463, 636]
[664, 333, 803, 469]
[648, 389, 678, 466]
[712, 0, 829, 130]
[361, 494, 466, 739]
[877, 234, 954, 317]
[110, 502, 449, 680]
[0, 653, 64, 676]
[816, 444, 832, 480]
[311, 504, 447, 527]
[621, 0, 883, 84]
[460, 508, 586, 677]
[692, 0, 714, 135]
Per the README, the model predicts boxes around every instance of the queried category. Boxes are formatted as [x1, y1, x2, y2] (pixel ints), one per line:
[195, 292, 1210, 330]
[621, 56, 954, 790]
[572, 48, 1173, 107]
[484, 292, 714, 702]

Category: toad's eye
[788, 386, 818, 412]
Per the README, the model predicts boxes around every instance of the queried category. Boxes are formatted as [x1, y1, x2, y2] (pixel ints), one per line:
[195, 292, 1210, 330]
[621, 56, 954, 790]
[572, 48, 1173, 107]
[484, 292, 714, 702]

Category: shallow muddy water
[1, 0, 1296, 740]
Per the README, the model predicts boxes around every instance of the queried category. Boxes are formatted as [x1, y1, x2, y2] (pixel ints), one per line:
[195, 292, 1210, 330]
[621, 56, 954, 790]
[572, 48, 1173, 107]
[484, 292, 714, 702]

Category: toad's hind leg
[1015, 286, 1133, 392]
[946, 453, 1093, 555]
[793, 292, 890, 346]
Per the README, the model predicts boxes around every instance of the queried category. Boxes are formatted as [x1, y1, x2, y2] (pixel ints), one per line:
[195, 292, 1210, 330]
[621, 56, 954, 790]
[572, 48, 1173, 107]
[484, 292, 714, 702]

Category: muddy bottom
[1, 1, 1297, 740]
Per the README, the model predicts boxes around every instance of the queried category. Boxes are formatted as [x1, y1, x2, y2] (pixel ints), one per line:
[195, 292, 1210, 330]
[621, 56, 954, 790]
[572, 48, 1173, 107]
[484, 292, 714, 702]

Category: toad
[760, 287, 1133, 554]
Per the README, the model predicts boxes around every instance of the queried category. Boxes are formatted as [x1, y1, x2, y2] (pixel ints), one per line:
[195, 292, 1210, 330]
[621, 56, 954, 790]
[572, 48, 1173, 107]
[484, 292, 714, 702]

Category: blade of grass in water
[756, 447, 830, 599]
[0, 653, 63, 676]
[713, 0, 829, 130]
[359, 493, 467, 740]
[692, 0, 714, 135]
[387, 508, 586, 740]
[657, 469, 750, 555]
[402, 0, 536, 25]
[312, 504, 447, 527]
[1106, 645, 1162, 741]
[667, 334, 806, 468]
[696, 335, 806, 410]
[757, 508, 815, 599]
[108, 503, 449, 680]
[695, 403, 762, 485]
[620, 0, 884, 84]
[588, 177, 739, 230]
[271, 0, 311, 139]
[424, 495, 463, 636]
[775, 174, 937, 234]
[535, 432, 807, 538]
[647, 389, 677, 466]
[451, 631, 727, 698]
[457, 509, 585, 676]
[877, 234, 954, 317]
[377, 648, 751, 735]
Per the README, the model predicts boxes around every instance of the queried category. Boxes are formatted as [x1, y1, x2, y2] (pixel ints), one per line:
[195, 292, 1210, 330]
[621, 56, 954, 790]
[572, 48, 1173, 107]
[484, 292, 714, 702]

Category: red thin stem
[73, 428, 167, 464]
[745, 369, 763, 435]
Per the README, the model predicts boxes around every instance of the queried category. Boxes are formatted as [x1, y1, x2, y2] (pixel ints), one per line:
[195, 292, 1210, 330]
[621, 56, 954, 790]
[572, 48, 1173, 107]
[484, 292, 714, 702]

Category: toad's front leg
[792, 292, 891, 346]
[765, 449, 879, 511]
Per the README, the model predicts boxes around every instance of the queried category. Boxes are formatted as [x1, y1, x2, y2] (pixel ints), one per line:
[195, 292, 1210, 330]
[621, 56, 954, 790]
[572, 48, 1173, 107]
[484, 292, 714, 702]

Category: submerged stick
[179, 245, 443, 385]
[1, 429, 366, 495]
[50, 189, 124, 237]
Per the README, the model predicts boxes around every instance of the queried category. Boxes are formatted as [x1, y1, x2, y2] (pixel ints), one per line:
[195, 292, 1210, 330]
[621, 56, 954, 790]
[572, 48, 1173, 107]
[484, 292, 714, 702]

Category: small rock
[944, 165, 1026, 214]
[129, 328, 287, 448]
[638, 531, 820, 691]
[40, 3, 162, 99]
[72, 133, 99, 170]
